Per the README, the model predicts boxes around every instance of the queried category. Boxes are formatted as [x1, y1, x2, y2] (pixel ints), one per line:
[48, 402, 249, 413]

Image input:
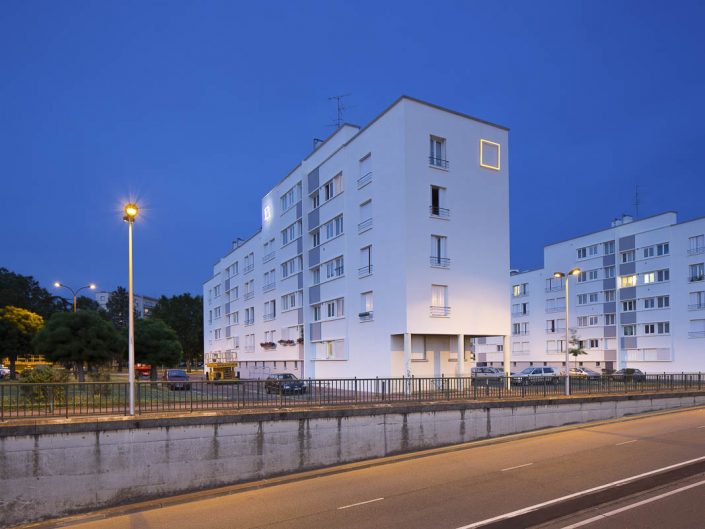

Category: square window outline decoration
[480, 139, 501, 171]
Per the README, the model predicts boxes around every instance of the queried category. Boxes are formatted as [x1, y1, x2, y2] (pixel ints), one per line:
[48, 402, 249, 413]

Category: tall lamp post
[53, 282, 97, 312]
[553, 268, 581, 396]
[123, 203, 139, 416]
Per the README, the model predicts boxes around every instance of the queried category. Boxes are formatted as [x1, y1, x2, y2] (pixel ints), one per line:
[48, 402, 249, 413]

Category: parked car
[569, 367, 602, 380]
[471, 367, 504, 381]
[265, 373, 307, 394]
[0, 364, 10, 379]
[611, 368, 646, 382]
[162, 369, 191, 390]
[511, 366, 560, 385]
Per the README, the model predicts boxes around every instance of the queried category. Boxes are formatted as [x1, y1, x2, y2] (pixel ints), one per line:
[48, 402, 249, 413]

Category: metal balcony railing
[688, 247, 705, 256]
[689, 274, 705, 283]
[430, 305, 451, 317]
[244, 264, 255, 274]
[430, 256, 450, 268]
[359, 311, 374, 322]
[429, 206, 450, 218]
[429, 156, 449, 169]
[244, 291, 254, 300]
[357, 171, 372, 189]
[262, 282, 276, 292]
[689, 331, 705, 338]
[244, 319, 254, 326]
[358, 265, 373, 277]
[262, 251, 275, 263]
[358, 218, 373, 232]
[263, 313, 275, 321]
[689, 303, 705, 310]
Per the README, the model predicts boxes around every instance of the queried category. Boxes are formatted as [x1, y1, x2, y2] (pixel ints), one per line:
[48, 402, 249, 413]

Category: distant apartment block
[492, 212, 705, 372]
[203, 96, 511, 379]
[94, 290, 158, 319]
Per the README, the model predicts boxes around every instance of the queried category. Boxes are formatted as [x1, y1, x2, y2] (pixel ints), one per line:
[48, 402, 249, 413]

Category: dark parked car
[162, 369, 191, 390]
[265, 373, 307, 394]
[612, 368, 646, 382]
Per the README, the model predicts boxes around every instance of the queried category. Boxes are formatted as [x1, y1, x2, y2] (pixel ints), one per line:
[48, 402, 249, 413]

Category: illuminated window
[619, 275, 637, 288]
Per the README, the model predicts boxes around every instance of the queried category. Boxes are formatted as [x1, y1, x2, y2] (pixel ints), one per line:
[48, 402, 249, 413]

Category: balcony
[358, 265, 373, 278]
[545, 306, 566, 314]
[429, 206, 450, 218]
[359, 311, 374, 322]
[244, 263, 254, 274]
[689, 303, 705, 310]
[429, 156, 449, 169]
[244, 318, 254, 326]
[430, 305, 451, 317]
[688, 247, 705, 256]
[430, 256, 450, 268]
[262, 251, 275, 263]
[263, 313, 275, 322]
[689, 274, 705, 283]
[357, 171, 372, 189]
[512, 310, 530, 317]
[262, 282, 276, 292]
[358, 218, 373, 233]
[689, 331, 705, 338]
[244, 291, 254, 300]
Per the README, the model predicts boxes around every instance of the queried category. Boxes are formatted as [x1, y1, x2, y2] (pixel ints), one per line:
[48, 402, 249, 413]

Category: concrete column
[503, 335, 511, 389]
[456, 334, 465, 376]
[403, 333, 411, 377]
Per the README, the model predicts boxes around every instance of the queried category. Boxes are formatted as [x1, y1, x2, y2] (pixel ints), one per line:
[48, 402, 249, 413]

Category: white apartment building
[204, 96, 511, 380]
[94, 290, 158, 318]
[497, 212, 705, 373]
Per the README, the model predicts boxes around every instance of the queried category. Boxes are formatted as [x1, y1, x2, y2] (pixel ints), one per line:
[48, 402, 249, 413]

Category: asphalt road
[43, 406, 705, 529]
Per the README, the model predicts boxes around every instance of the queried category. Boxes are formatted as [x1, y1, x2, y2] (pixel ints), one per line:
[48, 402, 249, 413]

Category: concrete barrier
[2, 392, 704, 527]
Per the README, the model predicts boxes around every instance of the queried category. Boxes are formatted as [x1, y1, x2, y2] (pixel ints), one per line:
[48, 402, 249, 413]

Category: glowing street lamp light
[123, 202, 139, 416]
[53, 282, 97, 313]
[553, 268, 581, 396]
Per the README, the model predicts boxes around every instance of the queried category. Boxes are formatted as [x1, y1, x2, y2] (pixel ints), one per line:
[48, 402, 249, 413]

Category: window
[513, 283, 528, 297]
[322, 173, 343, 202]
[359, 246, 372, 276]
[621, 250, 635, 263]
[690, 291, 705, 310]
[622, 300, 636, 311]
[431, 235, 449, 266]
[245, 307, 255, 325]
[646, 322, 670, 334]
[429, 135, 447, 168]
[577, 294, 588, 305]
[244, 334, 255, 352]
[643, 246, 654, 258]
[689, 235, 705, 255]
[657, 295, 670, 308]
[431, 284, 449, 316]
[644, 323, 655, 334]
[589, 339, 599, 348]
[214, 328, 222, 340]
[313, 305, 321, 321]
[322, 215, 344, 242]
[588, 244, 599, 256]
[233, 311, 239, 324]
[214, 285, 221, 297]
[546, 276, 564, 291]
[263, 269, 276, 290]
[280, 182, 301, 211]
[605, 290, 616, 302]
[214, 306, 221, 318]
[281, 220, 302, 246]
[605, 314, 616, 325]
[619, 275, 637, 288]
[623, 325, 636, 336]
[430, 186, 449, 217]
[604, 266, 615, 279]
[643, 272, 655, 284]
[689, 263, 705, 282]
[281, 291, 302, 311]
[244, 252, 255, 273]
[312, 192, 320, 209]
[312, 267, 321, 285]
[358, 154, 372, 188]
[264, 300, 276, 320]
[604, 241, 615, 255]
[359, 200, 372, 231]
[312, 229, 321, 247]
[657, 243, 669, 256]
[512, 303, 529, 315]
[323, 256, 344, 280]
[644, 297, 655, 309]
[589, 315, 599, 326]
[545, 319, 565, 333]
[577, 316, 588, 327]
[281, 256, 303, 278]
[360, 291, 373, 320]
[313, 297, 344, 321]
[657, 269, 670, 282]
[588, 292, 599, 303]
[577, 247, 587, 259]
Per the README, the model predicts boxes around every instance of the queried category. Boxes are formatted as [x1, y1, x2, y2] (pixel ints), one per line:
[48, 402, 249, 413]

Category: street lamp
[123, 202, 139, 416]
[553, 268, 581, 396]
[53, 282, 97, 313]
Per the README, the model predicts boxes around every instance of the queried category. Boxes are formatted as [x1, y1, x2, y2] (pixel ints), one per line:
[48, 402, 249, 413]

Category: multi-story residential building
[204, 96, 511, 379]
[500, 212, 705, 373]
[94, 290, 158, 318]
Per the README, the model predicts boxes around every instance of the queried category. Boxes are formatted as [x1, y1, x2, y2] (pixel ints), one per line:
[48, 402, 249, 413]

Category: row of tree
[0, 268, 203, 380]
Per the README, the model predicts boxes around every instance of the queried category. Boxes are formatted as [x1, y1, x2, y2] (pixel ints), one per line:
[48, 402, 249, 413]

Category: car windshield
[281, 374, 297, 380]
[168, 370, 187, 377]
[519, 368, 535, 374]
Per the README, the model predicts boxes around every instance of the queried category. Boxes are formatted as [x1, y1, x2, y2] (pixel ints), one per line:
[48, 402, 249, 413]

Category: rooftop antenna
[633, 185, 641, 218]
[328, 93, 351, 128]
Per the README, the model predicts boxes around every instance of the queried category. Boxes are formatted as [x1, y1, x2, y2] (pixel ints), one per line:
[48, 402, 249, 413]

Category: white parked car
[471, 367, 504, 380]
[511, 366, 561, 385]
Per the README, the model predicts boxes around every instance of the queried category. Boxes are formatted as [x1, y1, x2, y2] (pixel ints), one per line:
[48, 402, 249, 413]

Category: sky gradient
[2, 1, 705, 297]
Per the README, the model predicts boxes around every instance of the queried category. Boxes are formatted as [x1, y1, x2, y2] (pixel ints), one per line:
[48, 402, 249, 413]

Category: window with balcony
[430, 235, 449, 267]
[358, 200, 372, 233]
[621, 250, 635, 263]
[358, 154, 372, 188]
[280, 182, 301, 212]
[281, 256, 303, 279]
[605, 313, 616, 325]
[244, 280, 254, 300]
[689, 319, 705, 338]
[281, 220, 302, 246]
[359, 246, 372, 277]
[623, 324, 636, 336]
[429, 135, 448, 168]
[430, 284, 449, 317]
[244, 252, 255, 273]
[281, 290, 302, 311]
[619, 275, 637, 288]
[263, 300, 276, 321]
[513, 283, 529, 297]
[545, 276, 564, 292]
[605, 289, 616, 302]
[359, 291, 373, 321]
[603, 241, 615, 255]
[689, 291, 705, 310]
[263, 238, 276, 263]
[263, 269, 276, 292]
[622, 300, 636, 311]
[244, 307, 255, 325]
[689, 263, 705, 282]
[430, 186, 449, 218]
[689, 235, 705, 255]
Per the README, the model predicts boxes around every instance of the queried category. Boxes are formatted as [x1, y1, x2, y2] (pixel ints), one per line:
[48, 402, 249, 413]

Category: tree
[0, 268, 65, 318]
[106, 287, 131, 330]
[0, 306, 44, 379]
[151, 294, 203, 369]
[134, 318, 183, 379]
[568, 332, 587, 370]
[33, 311, 124, 382]
[76, 295, 102, 313]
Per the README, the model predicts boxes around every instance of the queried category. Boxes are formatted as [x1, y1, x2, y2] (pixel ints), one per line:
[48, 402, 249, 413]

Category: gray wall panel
[308, 209, 319, 230]
[297, 272, 303, 289]
[619, 262, 636, 275]
[309, 246, 320, 267]
[603, 301, 616, 314]
[602, 253, 615, 266]
[297, 237, 303, 254]
[622, 337, 637, 349]
[296, 201, 302, 220]
[310, 322, 321, 341]
[309, 284, 320, 304]
[307, 168, 319, 194]
[620, 286, 636, 300]
[604, 326, 616, 338]
[603, 278, 616, 290]
[297, 308, 303, 325]
[621, 311, 637, 324]
[604, 349, 617, 361]
[619, 235, 635, 250]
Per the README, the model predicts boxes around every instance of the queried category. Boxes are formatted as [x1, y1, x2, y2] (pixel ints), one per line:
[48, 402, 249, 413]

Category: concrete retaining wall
[2, 392, 704, 527]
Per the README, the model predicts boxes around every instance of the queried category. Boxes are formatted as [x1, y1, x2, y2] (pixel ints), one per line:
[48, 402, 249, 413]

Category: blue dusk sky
[2, 1, 704, 297]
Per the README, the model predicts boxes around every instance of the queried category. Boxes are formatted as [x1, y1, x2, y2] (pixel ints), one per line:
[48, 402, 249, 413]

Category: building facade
[94, 290, 158, 319]
[203, 96, 511, 380]
[504, 212, 705, 373]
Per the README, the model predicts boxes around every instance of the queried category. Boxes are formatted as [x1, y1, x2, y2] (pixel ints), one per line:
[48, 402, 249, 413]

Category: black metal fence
[1, 373, 703, 421]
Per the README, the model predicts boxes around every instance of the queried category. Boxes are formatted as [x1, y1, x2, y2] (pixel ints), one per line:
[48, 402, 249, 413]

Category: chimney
[313, 138, 325, 150]
[611, 214, 634, 228]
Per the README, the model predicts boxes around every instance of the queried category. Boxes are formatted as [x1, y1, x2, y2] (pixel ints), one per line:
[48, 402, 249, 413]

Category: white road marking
[559, 478, 705, 528]
[454, 454, 705, 529]
[337, 497, 384, 510]
[615, 440, 638, 446]
[501, 462, 534, 472]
